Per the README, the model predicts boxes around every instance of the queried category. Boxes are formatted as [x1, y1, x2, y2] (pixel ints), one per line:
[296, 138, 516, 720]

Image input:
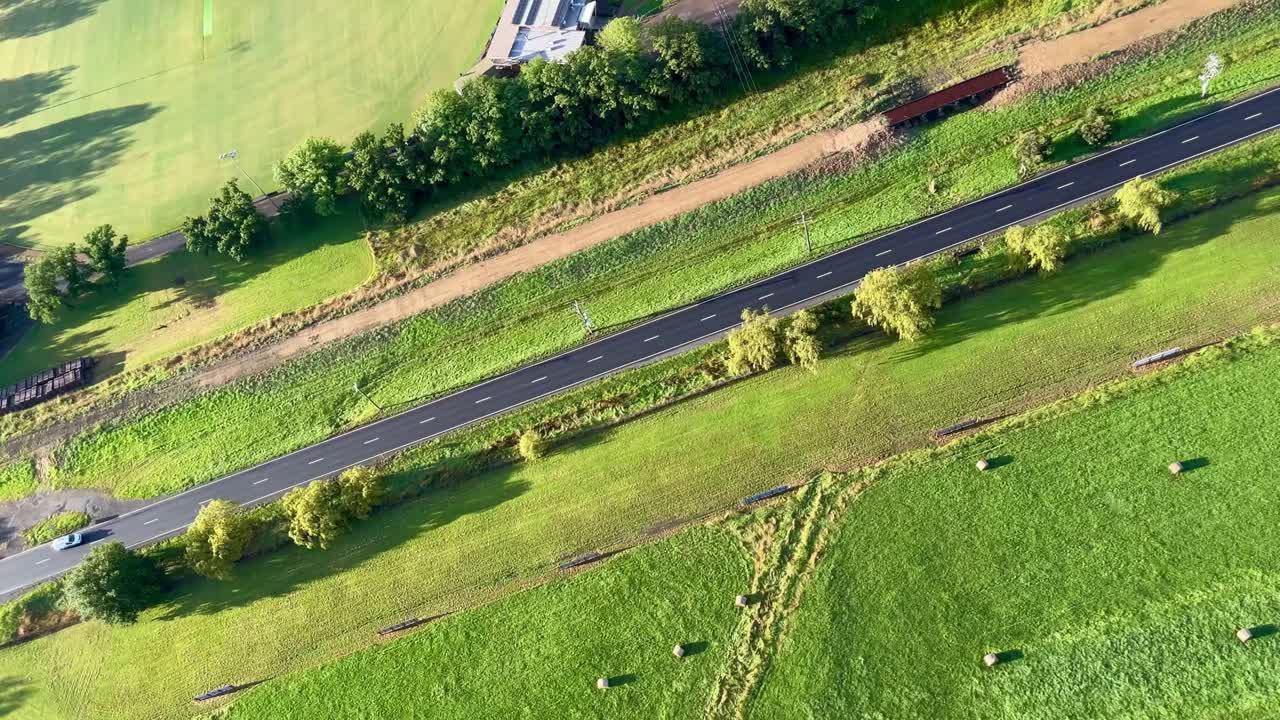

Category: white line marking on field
[997, 204, 1013, 212]
[363, 437, 379, 445]
[875, 249, 892, 257]
[757, 293, 774, 300]
[700, 314, 717, 322]
[1182, 135, 1199, 144]
[475, 396, 492, 404]
[253, 478, 270, 485]
[419, 416, 435, 424]
[588, 355, 603, 363]
[1119, 159, 1137, 167]
[1057, 182, 1075, 189]
[1246, 112, 1262, 120]
[644, 335, 660, 342]
[530, 376, 547, 384]
[935, 227, 952, 235]
[816, 271, 832, 279]
[144, 518, 159, 525]
[307, 457, 324, 465]
[35, 558, 49, 565]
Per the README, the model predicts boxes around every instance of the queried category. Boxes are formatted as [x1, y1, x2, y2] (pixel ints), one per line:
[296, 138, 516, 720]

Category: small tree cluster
[851, 263, 942, 342]
[273, 137, 347, 217]
[1114, 176, 1179, 234]
[184, 500, 255, 580]
[1077, 106, 1112, 146]
[23, 224, 128, 324]
[1003, 224, 1070, 274]
[181, 180, 267, 260]
[282, 466, 386, 550]
[727, 308, 781, 376]
[782, 309, 822, 373]
[1013, 129, 1052, 178]
[62, 542, 166, 625]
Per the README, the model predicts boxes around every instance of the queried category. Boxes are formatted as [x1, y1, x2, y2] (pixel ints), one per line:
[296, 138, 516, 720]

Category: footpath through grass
[8, 0, 1278, 475]
[0, 209, 374, 385]
[220, 328, 1280, 719]
[3, 178, 1279, 720]
[0, 0, 503, 248]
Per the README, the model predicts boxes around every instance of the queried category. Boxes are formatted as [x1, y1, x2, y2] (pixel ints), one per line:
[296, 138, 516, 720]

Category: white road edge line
[1182, 135, 1200, 144]
[363, 437, 380, 445]
[7, 92, 1277, 589]
[1120, 159, 1137, 167]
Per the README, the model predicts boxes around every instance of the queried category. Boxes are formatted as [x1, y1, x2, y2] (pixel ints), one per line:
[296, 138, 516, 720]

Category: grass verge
[1, 179, 1278, 720]
[20, 513, 90, 547]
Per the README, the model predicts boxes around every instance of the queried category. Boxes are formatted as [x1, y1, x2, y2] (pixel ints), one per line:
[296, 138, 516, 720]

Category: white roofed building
[457, 0, 607, 92]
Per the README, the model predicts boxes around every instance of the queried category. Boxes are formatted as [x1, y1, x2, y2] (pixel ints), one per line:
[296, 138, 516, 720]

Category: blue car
[51, 533, 83, 551]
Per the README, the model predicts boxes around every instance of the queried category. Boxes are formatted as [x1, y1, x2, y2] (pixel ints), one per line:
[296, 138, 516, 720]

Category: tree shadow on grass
[0, 66, 74, 128]
[152, 468, 532, 621]
[0, 104, 163, 247]
[0, 204, 367, 385]
[0, 0, 106, 41]
[888, 176, 1274, 364]
[0, 676, 32, 717]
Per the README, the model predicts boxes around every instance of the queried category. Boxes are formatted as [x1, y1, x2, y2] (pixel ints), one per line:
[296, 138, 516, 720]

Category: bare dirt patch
[1018, 0, 1248, 77]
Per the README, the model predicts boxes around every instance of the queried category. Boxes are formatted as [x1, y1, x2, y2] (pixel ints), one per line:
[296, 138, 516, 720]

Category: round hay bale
[596, 677, 610, 690]
[1237, 627, 1254, 644]
[673, 644, 686, 659]
[976, 459, 990, 471]
[735, 594, 749, 608]
[983, 653, 1000, 668]
[1168, 461, 1184, 475]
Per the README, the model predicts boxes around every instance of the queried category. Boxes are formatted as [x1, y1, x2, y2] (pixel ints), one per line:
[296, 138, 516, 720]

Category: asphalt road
[2, 88, 1278, 596]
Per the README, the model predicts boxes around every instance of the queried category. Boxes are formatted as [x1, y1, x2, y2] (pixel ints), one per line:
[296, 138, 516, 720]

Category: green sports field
[0, 0, 503, 249]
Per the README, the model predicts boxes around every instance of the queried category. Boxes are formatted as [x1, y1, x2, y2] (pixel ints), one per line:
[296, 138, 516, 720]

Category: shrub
[518, 429, 548, 462]
[22, 511, 91, 547]
[851, 263, 942, 341]
[184, 500, 255, 580]
[62, 543, 166, 625]
[727, 308, 782, 376]
[1077, 106, 1112, 146]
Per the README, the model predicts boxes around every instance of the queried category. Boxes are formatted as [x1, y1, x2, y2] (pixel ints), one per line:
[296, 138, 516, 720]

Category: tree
[205, 180, 267, 260]
[1013, 129, 1051, 178]
[1114, 176, 1178, 234]
[1199, 53, 1223, 98]
[282, 479, 348, 550]
[1077, 106, 1112, 146]
[851, 263, 942, 341]
[598, 16, 645, 57]
[783, 309, 822, 373]
[648, 17, 723, 104]
[82, 224, 128, 286]
[62, 542, 165, 625]
[23, 254, 63, 324]
[49, 245, 87, 300]
[727, 308, 781, 376]
[345, 125, 413, 222]
[180, 214, 215, 256]
[1004, 224, 1069, 273]
[184, 500, 254, 580]
[336, 466, 384, 520]
[274, 137, 347, 216]
[518, 428, 547, 462]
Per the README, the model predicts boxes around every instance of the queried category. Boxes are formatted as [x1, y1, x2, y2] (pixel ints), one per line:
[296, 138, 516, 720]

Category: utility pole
[353, 382, 382, 412]
[796, 212, 813, 255]
[573, 300, 596, 334]
[219, 149, 280, 212]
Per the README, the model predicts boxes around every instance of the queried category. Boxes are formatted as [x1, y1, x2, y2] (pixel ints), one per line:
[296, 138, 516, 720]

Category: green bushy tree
[851, 263, 942, 341]
[274, 137, 347, 216]
[184, 500, 255, 580]
[727, 308, 781, 376]
[82, 224, 128, 286]
[62, 542, 166, 625]
[1004, 224, 1069, 273]
[1115, 176, 1178, 234]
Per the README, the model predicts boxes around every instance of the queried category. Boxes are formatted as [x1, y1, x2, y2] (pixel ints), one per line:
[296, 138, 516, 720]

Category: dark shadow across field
[152, 469, 531, 621]
[0, 675, 31, 717]
[0, 104, 163, 247]
[0, 0, 106, 41]
[0, 66, 74, 128]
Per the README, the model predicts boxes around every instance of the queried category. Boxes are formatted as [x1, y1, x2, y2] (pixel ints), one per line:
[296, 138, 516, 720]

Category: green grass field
[4, 182, 1280, 720]
[217, 328, 1280, 719]
[0, 0, 503, 249]
[220, 527, 749, 720]
[0, 207, 374, 385]
[0, 459, 36, 502]
[752, 331, 1280, 719]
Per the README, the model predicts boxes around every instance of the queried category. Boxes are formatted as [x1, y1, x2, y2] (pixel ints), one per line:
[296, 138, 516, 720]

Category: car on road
[51, 533, 83, 551]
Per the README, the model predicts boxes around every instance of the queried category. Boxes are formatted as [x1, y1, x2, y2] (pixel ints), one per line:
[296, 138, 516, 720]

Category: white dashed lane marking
[875, 249, 892, 257]
[935, 227, 952, 235]
[1120, 159, 1137, 167]
[253, 478, 270, 485]
[816, 271, 832, 279]
[419, 416, 435, 424]
[144, 518, 159, 525]
[1246, 112, 1263, 120]
[997, 204, 1013, 212]
[700, 314, 717, 322]
[1181, 135, 1199, 144]
[474, 396, 492, 404]
[362, 437, 379, 445]
[530, 376, 547, 384]
[1057, 182, 1075, 190]
[757, 293, 774, 301]
[307, 458, 324, 465]
[588, 356, 603, 363]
